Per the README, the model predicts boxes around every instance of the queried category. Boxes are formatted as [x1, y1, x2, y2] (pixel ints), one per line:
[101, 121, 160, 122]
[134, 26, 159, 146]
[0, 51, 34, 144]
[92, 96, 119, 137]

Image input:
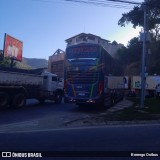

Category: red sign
[3, 33, 23, 61]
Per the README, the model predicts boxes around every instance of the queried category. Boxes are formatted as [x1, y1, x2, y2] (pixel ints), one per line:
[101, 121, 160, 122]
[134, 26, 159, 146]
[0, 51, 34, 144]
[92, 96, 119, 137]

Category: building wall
[50, 60, 64, 78]
[66, 33, 123, 57]
[48, 49, 65, 78]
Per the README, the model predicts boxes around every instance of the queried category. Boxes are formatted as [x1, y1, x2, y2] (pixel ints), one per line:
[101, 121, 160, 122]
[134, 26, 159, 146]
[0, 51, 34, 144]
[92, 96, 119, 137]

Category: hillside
[23, 57, 48, 69]
[16, 57, 48, 69]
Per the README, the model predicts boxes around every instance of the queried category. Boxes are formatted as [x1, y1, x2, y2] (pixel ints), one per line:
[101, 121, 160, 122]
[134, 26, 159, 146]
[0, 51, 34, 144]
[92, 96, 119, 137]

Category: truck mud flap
[0, 92, 9, 110]
[55, 91, 62, 104]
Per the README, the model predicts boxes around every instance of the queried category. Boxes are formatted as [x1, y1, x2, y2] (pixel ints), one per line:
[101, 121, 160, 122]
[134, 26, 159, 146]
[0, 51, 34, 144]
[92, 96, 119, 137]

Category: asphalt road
[0, 98, 132, 126]
[0, 99, 97, 125]
[0, 124, 160, 159]
[0, 100, 160, 160]
[0, 99, 134, 134]
[0, 98, 114, 133]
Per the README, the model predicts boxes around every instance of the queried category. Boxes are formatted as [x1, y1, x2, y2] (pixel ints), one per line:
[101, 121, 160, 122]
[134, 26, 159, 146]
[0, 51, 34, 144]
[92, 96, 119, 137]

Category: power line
[91, 0, 141, 5]
[32, 0, 143, 9]
[63, 0, 142, 9]
[104, 0, 141, 5]
[64, 0, 142, 6]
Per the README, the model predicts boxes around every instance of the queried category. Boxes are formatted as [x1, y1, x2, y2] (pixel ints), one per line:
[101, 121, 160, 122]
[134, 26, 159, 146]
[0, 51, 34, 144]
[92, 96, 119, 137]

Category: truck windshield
[66, 45, 99, 60]
[66, 59, 99, 71]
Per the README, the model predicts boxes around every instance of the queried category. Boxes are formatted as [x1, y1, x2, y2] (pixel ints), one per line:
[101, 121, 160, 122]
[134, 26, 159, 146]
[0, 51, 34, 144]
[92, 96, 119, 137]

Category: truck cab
[40, 72, 63, 104]
[42, 72, 61, 91]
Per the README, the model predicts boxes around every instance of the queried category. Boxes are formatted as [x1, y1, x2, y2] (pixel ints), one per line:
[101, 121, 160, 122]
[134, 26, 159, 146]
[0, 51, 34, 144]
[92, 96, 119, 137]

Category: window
[43, 76, 48, 79]
[76, 37, 81, 43]
[88, 36, 95, 40]
[52, 76, 57, 81]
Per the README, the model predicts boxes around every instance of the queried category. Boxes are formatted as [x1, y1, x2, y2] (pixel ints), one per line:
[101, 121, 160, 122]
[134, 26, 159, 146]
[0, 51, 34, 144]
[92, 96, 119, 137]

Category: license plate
[78, 92, 85, 96]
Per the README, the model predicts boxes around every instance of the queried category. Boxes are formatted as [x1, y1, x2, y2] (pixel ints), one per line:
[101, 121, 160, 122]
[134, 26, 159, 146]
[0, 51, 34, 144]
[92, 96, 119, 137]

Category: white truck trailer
[131, 75, 160, 97]
[105, 76, 126, 104]
[0, 70, 63, 109]
[106, 76, 128, 89]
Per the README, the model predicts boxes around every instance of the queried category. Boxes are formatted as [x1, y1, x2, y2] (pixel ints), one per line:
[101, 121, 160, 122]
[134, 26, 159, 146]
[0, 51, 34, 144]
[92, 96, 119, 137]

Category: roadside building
[48, 33, 123, 78]
[65, 33, 123, 57]
[48, 49, 65, 78]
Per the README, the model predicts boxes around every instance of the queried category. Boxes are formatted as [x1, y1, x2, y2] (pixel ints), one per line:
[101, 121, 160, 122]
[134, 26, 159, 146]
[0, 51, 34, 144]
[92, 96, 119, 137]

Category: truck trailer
[130, 75, 160, 97]
[0, 69, 63, 109]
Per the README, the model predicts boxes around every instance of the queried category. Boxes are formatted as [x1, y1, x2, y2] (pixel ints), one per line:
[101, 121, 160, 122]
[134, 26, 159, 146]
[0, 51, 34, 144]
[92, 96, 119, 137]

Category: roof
[52, 49, 65, 56]
[65, 33, 110, 42]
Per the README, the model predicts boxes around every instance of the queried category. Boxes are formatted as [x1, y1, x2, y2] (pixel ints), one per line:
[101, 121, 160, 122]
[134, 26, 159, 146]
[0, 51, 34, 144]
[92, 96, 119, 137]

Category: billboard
[3, 33, 23, 61]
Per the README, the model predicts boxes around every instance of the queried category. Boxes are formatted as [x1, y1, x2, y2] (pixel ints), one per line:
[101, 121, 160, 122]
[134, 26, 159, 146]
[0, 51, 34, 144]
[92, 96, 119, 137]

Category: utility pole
[140, 0, 148, 108]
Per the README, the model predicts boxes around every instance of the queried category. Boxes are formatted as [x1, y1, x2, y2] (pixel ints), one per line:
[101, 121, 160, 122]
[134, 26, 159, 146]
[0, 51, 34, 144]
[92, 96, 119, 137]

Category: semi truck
[64, 43, 125, 108]
[0, 69, 63, 109]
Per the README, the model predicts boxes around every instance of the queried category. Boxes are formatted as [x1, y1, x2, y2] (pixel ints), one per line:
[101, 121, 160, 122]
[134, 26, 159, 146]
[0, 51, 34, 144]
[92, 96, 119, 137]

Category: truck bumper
[64, 95, 102, 105]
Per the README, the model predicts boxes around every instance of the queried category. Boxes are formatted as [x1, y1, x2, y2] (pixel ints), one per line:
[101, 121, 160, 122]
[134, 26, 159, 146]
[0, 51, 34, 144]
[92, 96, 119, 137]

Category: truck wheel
[12, 93, 26, 108]
[55, 91, 62, 104]
[77, 103, 86, 108]
[0, 92, 9, 110]
[38, 98, 45, 104]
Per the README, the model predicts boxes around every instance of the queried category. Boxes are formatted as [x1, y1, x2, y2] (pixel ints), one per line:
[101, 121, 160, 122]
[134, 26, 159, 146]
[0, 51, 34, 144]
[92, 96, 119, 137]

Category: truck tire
[12, 93, 26, 108]
[38, 98, 45, 104]
[0, 92, 9, 110]
[55, 91, 62, 104]
[77, 103, 87, 108]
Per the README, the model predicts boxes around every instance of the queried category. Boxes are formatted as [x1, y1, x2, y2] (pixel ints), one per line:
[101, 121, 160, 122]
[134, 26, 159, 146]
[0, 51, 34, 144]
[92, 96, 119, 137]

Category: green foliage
[116, 36, 160, 75]
[0, 52, 48, 69]
[0, 53, 16, 68]
[116, 37, 142, 75]
[118, 6, 144, 28]
[118, 0, 160, 39]
[147, 40, 160, 74]
[117, 0, 160, 75]
[106, 97, 160, 121]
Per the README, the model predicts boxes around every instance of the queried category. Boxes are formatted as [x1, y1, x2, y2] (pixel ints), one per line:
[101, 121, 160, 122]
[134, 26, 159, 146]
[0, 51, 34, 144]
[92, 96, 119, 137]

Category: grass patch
[105, 98, 160, 121]
[145, 98, 160, 113]
[127, 97, 160, 113]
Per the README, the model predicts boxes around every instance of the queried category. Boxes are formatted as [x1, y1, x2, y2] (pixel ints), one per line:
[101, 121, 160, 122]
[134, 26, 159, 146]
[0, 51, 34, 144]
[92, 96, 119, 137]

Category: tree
[117, 0, 160, 75]
[118, 0, 160, 39]
[116, 37, 142, 75]
[117, 37, 142, 64]
[0, 53, 16, 68]
[147, 40, 160, 75]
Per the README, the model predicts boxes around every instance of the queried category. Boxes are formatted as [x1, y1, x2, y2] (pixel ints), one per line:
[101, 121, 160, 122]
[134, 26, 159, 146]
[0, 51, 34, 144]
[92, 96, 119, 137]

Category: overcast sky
[0, 0, 144, 59]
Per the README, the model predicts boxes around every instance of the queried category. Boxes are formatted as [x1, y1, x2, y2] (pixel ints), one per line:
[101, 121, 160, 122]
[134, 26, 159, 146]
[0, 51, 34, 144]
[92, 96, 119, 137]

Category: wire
[104, 0, 141, 5]
[63, 0, 142, 9]
[32, 0, 143, 9]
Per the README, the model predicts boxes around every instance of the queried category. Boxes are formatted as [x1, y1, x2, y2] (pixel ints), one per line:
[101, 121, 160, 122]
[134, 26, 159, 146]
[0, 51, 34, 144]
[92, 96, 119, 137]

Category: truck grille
[67, 71, 98, 84]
